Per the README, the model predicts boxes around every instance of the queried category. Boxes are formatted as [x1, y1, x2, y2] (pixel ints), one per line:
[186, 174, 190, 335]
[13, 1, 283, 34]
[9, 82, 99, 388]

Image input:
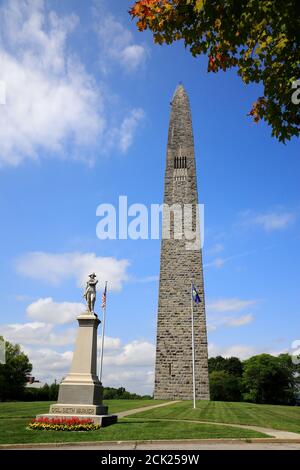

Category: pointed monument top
[172, 82, 187, 100]
[168, 83, 193, 147]
[171, 83, 190, 111]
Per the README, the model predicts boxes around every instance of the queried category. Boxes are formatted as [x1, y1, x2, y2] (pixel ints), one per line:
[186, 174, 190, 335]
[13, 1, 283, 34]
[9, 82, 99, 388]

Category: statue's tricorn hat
[89, 273, 97, 278]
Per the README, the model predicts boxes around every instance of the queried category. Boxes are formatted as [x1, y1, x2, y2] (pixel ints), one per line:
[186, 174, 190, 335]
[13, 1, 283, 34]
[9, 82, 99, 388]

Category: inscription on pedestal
[51, 406, 95, 415]
[77, 408, 94, 414]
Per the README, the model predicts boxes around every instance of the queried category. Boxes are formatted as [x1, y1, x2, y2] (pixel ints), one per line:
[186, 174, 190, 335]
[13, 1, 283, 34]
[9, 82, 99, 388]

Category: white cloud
[206, 243, 224, 255]
[0, 0, 101, 166]
[0, 322, 76, 346]
[94, 10, 148, 73]
[208, 342, 288, 360]
[119, 108, 145, 152]
[209, 313, 254, 331]
[0, 0, 145, 167]
[104, 340, 155, 367]
[207, 312, 254, 332]
[93, 339, 155, 395]
[121, 45, 146, 72]
[207, 324, 217, 332]
[1, 316, 122, 351]
[97, 336, 122, 351]
[104, 369, 154, 395]
[223, 313, 254, 327]
[253, 212, 295, 231]
[26, 297, 85, 324]
[23, 336, 288, 392]
[204, 257, 226, 269]
[239, 209, 296, 232]
[21, 337, 155, 395]
[207, 298, 257, 332]
[24, 346, 73, 382]
[15, 294, 32, 302]
[207, 298, 257, 313]
[208, 343, 257, 359]
[16, 251, 129, 290]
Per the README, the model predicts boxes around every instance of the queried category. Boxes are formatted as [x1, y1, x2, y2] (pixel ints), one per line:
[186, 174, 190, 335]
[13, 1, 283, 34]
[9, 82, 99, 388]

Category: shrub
[209, 370, 242, 402]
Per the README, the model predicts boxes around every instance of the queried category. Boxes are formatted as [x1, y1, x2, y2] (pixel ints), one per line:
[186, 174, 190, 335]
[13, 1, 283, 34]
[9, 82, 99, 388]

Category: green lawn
[0, 418, 267, 445]
[0, 400, 164, 419]
[129, 400, 300, 434]
[0, 400, 270, 444]
[104, 399, 166, 414]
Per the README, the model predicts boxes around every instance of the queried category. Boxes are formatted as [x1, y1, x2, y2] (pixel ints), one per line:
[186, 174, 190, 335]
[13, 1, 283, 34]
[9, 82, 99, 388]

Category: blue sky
[0, 0, 299, 394]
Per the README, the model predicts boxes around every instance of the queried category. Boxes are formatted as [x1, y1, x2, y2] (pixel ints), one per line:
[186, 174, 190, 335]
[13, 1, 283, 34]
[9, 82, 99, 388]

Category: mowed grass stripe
[0, 400, 166, 418]
[0, 417, 268, 445]
[1, 399, 299, 444]
[128, 401, 300, 434]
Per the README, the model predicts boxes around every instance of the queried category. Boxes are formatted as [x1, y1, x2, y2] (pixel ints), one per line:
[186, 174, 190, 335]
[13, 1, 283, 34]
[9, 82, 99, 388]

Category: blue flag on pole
[192, 283, 201, 304]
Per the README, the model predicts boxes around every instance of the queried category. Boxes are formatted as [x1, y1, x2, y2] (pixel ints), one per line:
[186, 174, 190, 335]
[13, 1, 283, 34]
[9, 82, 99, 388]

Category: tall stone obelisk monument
[154, 85, 210, 401]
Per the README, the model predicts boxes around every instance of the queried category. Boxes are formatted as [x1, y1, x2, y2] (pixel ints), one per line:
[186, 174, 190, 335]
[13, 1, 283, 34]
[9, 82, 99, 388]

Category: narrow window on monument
[169, 363, 172, 375]
[170, 211, 174, 238]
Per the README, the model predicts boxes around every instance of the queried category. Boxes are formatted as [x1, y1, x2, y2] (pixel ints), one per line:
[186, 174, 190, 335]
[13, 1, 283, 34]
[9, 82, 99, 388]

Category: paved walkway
[117, 400, 180, 418]
[125, 417, 300, 440]
[2, 401, 300, 450]
[20, 441, 300, 450]
[118, 401, 300, 440]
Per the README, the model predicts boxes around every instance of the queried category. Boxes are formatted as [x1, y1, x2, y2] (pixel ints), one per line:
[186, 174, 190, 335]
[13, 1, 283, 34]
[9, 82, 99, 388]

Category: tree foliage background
[0, 336, 32, 401]
[1, 336, 299, 404]
[130, 0, 300, 142]
[209, 353, 300, 404]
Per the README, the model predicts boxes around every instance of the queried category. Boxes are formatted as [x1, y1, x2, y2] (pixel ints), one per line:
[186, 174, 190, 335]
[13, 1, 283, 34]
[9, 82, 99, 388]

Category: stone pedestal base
[37, 413, 117, 427]
[57, 380, 102, 405]
[36, 312, 117, 427]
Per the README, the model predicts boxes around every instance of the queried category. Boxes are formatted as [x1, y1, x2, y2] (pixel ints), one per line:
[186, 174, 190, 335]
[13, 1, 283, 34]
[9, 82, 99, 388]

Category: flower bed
[28, 416, 101, 431]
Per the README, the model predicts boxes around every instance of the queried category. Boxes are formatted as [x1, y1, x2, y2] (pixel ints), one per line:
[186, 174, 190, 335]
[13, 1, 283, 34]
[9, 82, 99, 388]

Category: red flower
[32, 416, 94, 425]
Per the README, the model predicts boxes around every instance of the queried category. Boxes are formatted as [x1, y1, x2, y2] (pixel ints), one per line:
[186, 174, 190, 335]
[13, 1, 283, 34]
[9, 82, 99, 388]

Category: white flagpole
[99, 281, 107, 384]
[191, 281, 196, 409]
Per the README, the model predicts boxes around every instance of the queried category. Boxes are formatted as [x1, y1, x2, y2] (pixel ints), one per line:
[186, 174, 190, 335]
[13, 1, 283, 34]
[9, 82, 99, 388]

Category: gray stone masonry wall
[154, 85, 210, 401]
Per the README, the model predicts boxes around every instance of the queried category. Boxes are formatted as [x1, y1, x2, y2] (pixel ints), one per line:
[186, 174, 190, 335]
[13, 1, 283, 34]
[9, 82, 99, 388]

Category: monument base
[56, 381, 103, 405]
[49, 403, 108, 415]
[37, 308, 118, 428]
[37, 413, 117, 427]
[36, 402, 117, 427]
